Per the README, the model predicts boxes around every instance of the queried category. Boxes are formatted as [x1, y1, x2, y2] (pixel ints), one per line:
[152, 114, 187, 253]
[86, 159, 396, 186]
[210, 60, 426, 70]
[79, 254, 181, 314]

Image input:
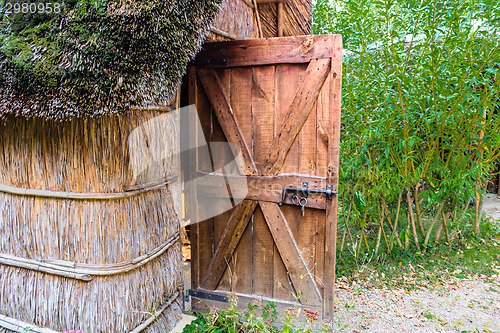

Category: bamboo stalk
[393, 191, 404, 249]
[277, 2, 284, 37]
[0, 175, 177, 200]
[406, 190, 421, 251]
[129, 291, 180, 333]
[241, 0, 255, 9]
[0, 314, 59, 333]
[363, 232, 370, 253]
[0, 233, 180, 280]
[374, 224, 382, 255]
[474, 191, 481, 236]
[340, 198, 353, 252]
[441, 211, 451, 244]
[129, 106, 174, 112]
[382, 197, 403, 249]
[413, 188, 426, 238]
[377, 203, 390, 253]
[423, 200, 445, 247]
[124, 174, 178, 191]
[252, 0, 263, 38]
[210, 27, 241, 40]
[435, 221, 444, 242]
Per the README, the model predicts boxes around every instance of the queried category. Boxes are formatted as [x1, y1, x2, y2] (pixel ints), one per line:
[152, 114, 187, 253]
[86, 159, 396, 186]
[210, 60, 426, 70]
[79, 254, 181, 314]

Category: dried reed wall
[0, 109, 182, 332]
[206, 0, 312, 41]
[259, 0, 311, 37]
[208, 0, 256, 41]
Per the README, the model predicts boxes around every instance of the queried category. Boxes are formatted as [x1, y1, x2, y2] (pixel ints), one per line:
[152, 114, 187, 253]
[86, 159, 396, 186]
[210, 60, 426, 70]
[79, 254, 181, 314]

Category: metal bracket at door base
[184, 289, 229, 303]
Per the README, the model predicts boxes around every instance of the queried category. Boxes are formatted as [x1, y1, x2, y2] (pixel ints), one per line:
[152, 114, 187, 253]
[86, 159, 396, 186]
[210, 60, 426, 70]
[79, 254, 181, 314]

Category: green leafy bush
[183, 294, 332, 333]
[313, 0, 500, 254]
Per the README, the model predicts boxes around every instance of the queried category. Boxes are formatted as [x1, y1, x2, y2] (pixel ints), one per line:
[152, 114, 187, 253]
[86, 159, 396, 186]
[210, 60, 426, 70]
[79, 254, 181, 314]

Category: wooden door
[188, 35, 342, 320]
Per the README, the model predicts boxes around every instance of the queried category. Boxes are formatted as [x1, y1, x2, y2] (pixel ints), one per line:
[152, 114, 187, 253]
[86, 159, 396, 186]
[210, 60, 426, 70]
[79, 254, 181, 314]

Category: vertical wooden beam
[498, 172, 500, 196]
[277, 2, 284, 37]
[323, 35, 343, 321]
[188, 67, 200, 291]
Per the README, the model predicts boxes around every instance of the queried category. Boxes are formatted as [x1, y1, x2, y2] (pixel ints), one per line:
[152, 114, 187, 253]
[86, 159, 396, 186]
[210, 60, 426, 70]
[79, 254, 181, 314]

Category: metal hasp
[278, 182, 337, 206]
[184, 289, 229, 303]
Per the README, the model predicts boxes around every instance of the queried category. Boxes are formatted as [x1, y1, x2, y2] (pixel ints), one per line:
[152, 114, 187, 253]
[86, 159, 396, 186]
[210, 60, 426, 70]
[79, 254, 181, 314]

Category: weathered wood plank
[195, 35, 334, 68]
[263, 58, 331, 176]
[230, 67, 255, 294]
[260, 201, 322, 305]
[296, 67, 319, 282]
[323, 35, 343, 320]
[197, 69, 257, 176]
[189, 67, 214, 290]
[187, 68, 199, 290]
[211, 69, 237, 291]
[251, 65, 276, 297]
[273, 62, 302, 302]
[314, 72, 331, 294]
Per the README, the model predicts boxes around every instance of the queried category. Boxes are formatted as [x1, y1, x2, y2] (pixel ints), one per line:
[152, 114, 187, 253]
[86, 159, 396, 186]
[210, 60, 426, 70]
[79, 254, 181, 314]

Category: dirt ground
[331, 193, 500, 333]
[333, 277, 500, 333]
[483, 193, 500, 222]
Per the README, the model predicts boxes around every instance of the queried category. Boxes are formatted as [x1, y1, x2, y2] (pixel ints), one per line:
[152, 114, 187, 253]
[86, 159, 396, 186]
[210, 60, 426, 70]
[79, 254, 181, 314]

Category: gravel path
[483, 194, 500, 222]
[332, 276, 500, 332]
[332, 195, 500, 333]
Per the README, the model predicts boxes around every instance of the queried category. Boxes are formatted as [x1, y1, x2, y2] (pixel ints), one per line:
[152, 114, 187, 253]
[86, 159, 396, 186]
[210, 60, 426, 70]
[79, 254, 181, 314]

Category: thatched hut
[0, 0, 223, 332]
[0, 0, 313, 331]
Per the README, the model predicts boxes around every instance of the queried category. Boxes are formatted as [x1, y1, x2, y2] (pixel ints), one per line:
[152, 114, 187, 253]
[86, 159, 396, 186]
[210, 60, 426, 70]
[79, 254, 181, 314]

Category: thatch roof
[0, 0, 223, 120]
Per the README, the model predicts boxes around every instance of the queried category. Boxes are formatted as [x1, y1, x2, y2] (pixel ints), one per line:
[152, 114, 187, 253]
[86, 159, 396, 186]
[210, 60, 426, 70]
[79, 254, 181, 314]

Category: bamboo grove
[313, 0, 500, 255]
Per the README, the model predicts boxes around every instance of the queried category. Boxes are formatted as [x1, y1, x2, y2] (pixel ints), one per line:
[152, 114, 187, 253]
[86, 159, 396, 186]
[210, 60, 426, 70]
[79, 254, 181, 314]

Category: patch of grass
[423, 311, 435, 320]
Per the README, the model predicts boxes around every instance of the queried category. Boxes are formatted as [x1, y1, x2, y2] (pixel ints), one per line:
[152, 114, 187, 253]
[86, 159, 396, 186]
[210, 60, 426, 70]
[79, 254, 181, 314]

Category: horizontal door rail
[196, 171, 328, 209]
[193, 35, 337, 68]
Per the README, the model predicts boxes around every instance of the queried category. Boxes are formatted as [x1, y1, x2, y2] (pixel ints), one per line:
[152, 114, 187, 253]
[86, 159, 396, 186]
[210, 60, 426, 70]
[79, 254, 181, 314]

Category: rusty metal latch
[278, 182, 337, 207]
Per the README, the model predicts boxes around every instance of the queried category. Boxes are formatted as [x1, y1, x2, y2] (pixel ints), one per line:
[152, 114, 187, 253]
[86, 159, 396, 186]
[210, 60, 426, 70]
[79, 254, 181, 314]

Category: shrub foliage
[313, 0, 500, 254]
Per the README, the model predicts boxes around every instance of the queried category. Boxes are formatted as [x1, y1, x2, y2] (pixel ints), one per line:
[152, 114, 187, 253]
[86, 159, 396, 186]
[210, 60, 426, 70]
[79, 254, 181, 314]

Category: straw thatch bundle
[204, 0, 312, 42]
[0, 0, 223, 120]
[208, 0, 256, 41]
[0, 109, 183, 332]
[258, 0, 311, 37]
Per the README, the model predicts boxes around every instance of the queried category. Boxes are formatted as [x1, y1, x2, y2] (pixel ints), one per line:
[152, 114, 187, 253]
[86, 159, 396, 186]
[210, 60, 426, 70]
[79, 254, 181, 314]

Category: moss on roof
[0, 0, 222, 119]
